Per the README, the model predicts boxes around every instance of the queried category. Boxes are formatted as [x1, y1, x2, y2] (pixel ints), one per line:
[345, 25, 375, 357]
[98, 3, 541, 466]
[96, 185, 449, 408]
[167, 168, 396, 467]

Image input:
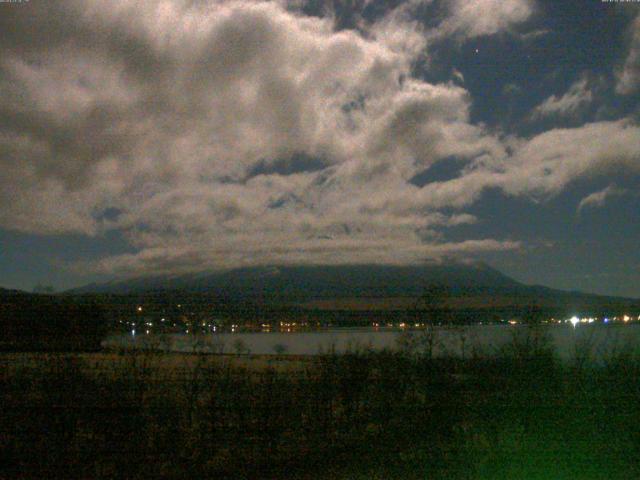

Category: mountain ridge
[65, 263, 639, 308]
[67, 262, 517, 295]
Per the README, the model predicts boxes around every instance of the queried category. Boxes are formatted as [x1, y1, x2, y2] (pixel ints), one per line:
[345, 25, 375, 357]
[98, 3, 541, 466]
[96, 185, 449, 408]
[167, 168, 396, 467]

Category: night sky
[0, 0, 639, 296]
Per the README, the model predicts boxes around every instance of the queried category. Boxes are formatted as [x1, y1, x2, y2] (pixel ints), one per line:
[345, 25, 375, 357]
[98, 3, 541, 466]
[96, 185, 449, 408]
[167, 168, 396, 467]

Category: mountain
[69, 263, 519, 297]
[67, 262, 639, 316]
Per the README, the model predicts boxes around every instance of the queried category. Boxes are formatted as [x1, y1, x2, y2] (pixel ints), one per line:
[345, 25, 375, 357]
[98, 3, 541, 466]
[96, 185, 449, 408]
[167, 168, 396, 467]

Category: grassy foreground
[1, 337, 639, 479]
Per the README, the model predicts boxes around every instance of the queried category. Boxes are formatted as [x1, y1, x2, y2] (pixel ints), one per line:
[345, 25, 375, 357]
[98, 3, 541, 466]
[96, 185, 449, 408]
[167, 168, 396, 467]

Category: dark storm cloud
[0, 0, 638, 276]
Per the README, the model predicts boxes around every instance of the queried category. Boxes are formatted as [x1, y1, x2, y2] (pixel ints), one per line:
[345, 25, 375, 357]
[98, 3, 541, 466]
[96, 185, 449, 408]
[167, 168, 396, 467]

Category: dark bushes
[0, 293, 109, 351]
[1, 343, 639, 479]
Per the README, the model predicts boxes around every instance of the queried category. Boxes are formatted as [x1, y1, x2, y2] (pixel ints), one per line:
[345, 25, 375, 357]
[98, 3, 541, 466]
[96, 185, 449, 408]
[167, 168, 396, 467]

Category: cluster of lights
[129, 305, 227, 334]
[127, 302, 638, 336]
[397, 322, 427, 328]
[567, 314, 638, 327]
[278, 321, 301, 333]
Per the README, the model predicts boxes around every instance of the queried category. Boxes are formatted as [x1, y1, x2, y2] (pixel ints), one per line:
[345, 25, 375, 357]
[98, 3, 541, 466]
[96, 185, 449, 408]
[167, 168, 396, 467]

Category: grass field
[2, 334, 639, 479]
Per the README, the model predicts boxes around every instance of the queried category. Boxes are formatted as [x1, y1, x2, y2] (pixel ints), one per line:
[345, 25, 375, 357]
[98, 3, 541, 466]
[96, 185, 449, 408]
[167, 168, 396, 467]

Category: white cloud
[577, 185, 627, 214]
[0, 0, 518, 275]
[502, 120, 640, 198]
[0, 0, 638, 277]
[398, 120, 640, 211]
[530, 76, 593, 120]
[617, 15, 640, 95]
[452, 68, 464, 84]
[434, 0, 534, 40]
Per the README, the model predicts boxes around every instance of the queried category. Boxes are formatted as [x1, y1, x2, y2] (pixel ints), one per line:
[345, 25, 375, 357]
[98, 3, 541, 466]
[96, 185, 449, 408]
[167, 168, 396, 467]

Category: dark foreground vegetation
[2, 335, 639, 479]
[0, 291, 107, 351]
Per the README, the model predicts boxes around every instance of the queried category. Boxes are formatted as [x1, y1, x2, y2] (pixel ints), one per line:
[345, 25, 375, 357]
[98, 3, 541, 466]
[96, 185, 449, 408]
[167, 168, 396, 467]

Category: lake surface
[103, 323, 640, 362]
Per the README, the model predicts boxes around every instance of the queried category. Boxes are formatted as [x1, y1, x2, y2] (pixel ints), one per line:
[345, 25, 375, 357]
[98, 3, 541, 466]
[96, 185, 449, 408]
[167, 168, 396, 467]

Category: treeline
[0, 292, 108, 351]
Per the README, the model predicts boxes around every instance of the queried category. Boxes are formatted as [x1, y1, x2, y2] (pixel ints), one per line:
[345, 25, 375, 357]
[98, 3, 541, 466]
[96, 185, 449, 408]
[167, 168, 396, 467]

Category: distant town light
[623, 315, 630, 322]
[137, 306, 142, 312]
[569, 316, 579, 328]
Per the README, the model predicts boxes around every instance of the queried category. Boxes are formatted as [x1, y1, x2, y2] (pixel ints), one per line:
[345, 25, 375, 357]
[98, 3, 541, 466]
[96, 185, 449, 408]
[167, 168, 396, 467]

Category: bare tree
[411, 284, 452, 358]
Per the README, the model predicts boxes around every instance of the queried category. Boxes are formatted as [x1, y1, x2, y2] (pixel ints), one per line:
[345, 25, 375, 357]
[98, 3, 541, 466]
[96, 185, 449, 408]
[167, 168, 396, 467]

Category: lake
[103, 323, 640, 362]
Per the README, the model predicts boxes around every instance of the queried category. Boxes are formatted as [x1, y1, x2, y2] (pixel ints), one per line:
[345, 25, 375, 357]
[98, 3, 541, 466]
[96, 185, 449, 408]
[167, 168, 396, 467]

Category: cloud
[577, 185, 627, 214]
[0, 0, 638, 277]
[616, 14, 640, 95]
[501, 120, 640, 198]
[83, 236, 521, 277]
[530, 76, 593, 120]
[452, 68, 464, 84]
[517, 28, 549, 42]
[397, 120, 640, 211]
[0, 0, 518, 275]
[433, 0, 535, 40]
